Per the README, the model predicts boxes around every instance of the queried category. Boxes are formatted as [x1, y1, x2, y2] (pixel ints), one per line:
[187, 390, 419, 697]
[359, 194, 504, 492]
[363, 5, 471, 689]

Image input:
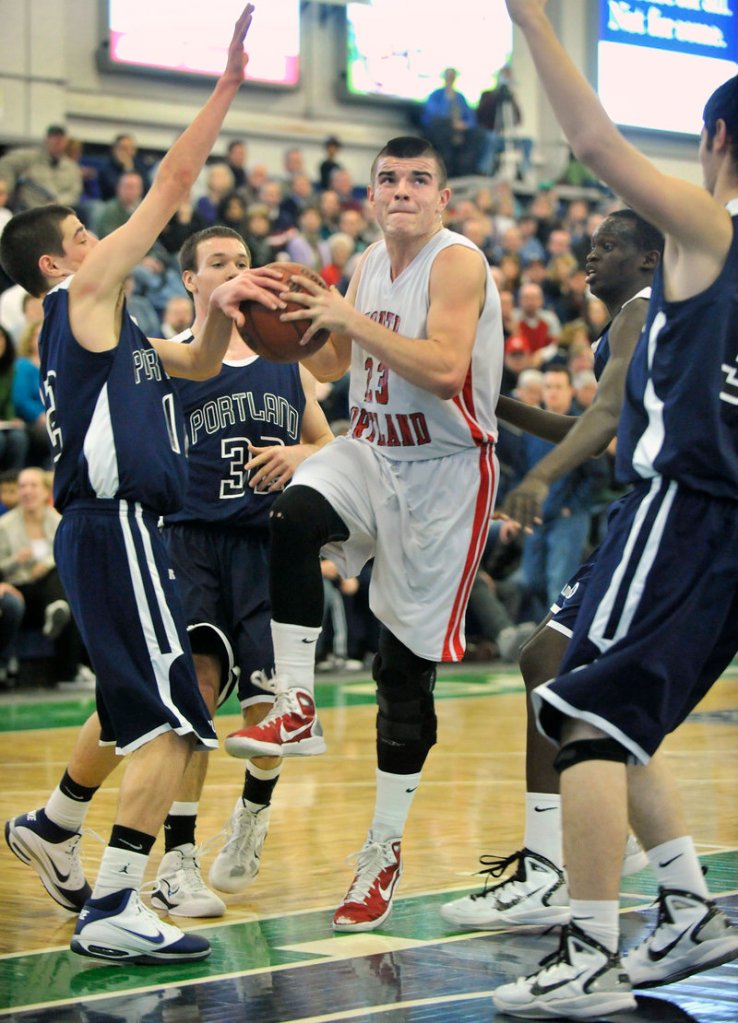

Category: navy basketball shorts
[55, 500, 217, 755]
[532, 477, 738, 763]
[546, 496, 629, 637]
[163, 523, 275, 710]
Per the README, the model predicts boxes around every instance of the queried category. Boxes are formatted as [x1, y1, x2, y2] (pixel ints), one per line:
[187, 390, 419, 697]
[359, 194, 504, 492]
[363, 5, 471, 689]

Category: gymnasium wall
[0, 0, 702, 187]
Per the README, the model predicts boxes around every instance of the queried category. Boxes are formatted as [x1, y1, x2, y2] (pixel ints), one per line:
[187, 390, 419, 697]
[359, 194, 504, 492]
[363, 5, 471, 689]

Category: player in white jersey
[491, 3, 738, 1019]
[226, 136, 504, 931]
[0, 6, 289, 966]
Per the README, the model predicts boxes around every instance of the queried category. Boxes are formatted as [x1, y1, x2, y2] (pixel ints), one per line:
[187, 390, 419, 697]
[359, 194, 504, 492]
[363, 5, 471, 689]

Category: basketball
[238, 262, 331, 363]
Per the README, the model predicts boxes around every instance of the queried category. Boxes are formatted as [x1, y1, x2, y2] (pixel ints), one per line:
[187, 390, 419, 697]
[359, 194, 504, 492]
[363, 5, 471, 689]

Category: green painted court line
[0, 671, 526, 733]
[1, 850, 735, 1014]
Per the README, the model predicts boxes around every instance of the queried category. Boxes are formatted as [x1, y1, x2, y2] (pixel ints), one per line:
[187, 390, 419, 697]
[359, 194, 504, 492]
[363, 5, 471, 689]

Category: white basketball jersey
[349, 229, 503, 460]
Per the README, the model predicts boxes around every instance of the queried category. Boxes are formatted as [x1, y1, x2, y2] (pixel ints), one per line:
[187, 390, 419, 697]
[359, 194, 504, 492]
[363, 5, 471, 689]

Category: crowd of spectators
[0, 121, 621, 679]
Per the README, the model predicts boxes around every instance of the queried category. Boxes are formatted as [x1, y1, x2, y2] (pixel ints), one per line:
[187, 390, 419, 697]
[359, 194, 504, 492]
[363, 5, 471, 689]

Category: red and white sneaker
[333, 835, 402, 932]
[224, 687, 326, 759]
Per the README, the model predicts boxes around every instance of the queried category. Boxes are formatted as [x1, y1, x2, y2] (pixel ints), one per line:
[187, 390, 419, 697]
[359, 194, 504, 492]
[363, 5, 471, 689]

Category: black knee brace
[554, 737, 633, 774]
[373, 629, 437, 773]
[269, 485, 349, 626]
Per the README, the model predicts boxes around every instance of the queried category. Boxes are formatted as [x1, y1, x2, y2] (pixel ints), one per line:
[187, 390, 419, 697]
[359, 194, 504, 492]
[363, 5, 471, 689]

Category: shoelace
[471, 849, 525, 898]
[344, 842, 394, 904]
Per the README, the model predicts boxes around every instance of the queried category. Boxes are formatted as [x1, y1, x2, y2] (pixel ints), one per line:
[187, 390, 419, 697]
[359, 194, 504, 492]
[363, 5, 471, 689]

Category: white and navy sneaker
[493, 922, 636, 1019]
[150, 845, 226, 918]
[71, 888, 211, 964]
[5, 809, 91, 911]
[209, 800, 270, 894]
[625, 887, 738, 988]
[441, 848, 569, 930]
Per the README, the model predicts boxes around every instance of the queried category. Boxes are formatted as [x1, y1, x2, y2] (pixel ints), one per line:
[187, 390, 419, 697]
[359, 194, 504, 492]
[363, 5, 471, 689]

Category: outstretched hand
[223, 3, 255, 86]
[209, 268, 286, 329]
[501, 475, 549, 533]
[505, 0, 549, 26]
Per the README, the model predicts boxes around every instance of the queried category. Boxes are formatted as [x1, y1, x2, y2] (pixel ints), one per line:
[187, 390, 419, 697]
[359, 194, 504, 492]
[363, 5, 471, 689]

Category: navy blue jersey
[591, 288, 651, 383]
[617, 212, 738, 498]
[40, 278, 188, 515]
[166, 333, 306, 528]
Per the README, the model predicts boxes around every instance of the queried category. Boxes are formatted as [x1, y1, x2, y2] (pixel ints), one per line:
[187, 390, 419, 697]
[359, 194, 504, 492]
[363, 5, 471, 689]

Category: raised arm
[505, 1, 732, 291]
[69, 4, 255, 351]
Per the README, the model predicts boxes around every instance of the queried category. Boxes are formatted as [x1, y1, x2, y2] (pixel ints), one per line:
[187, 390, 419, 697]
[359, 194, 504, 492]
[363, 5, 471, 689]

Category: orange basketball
[238, 262, 330, 363]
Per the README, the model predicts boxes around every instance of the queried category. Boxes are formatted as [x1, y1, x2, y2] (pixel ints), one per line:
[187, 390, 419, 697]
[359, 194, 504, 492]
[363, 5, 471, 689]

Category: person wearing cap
[0, 126, 82, 212]
[502, 334, 532, 395]
[319, 136, 343, 191]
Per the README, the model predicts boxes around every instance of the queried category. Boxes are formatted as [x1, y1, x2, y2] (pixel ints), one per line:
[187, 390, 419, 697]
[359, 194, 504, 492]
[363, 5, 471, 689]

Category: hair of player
[370, 136, 448, 188]
[0, 205, 74, 298]
[703, 74, 738, 164]
[178, 225, 251, 274]
[605, 209, 664, 256]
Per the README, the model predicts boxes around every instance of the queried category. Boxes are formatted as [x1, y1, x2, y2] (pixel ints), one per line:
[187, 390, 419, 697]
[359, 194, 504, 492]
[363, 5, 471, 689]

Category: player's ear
[182, 270, 197, 295]
[642, 249, 661, 271]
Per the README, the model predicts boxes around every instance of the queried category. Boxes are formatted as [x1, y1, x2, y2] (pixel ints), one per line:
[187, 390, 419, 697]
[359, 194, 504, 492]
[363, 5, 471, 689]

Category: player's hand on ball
[279, 277, 356, 346]
[210, 268, 286, 329]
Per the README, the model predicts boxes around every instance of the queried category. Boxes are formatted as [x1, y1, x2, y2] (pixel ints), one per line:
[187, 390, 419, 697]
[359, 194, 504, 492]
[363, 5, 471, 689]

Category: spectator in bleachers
[243, 205, 279, 267]
[258, 179, 297, 235]
[542, 252, 579, 312]
[97, 133, 150, 201]
[458, 217, 495, 264]
[225, 139, 249, 192]
[476, 65, 534, 181]
[502, 334, 534, 396]
[280, 172, 316, 224]
[318, 189, 342, 238]
[0, 325, 29, 472]
[329, 167, 363, 213]
[12, 321, 50, 468]
[513, 281, 561, 354]
[123, 275, 162, 339]
[286, 207, 330, 271]
[243, 162, 270, 203]
[0, 579, 23, 688]
[419, 67, 484, 177]
[129, 242, 188, 315]
[0, 470, 19, 513]
[319, 232, 355, 291]
[319, 136, 343, 191]
[281, 146, 306, 184]
[337, 208, 371, 255]
[95, 171, 145, 238]
[159, 196, 210, 256]
[573, 369, 597, 410]
[499, 288, 517, 340]
[160, 295, 194, 340]
[195, 162, 235, 226]
[0, 466, 82, 685]
[552, 264, 588, 325]
[498, 252, 523, 295]
[0, 125, 82, 212]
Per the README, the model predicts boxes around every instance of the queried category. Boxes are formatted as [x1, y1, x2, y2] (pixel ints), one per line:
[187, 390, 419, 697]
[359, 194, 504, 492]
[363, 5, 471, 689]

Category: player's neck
[385, 223, 442, 280]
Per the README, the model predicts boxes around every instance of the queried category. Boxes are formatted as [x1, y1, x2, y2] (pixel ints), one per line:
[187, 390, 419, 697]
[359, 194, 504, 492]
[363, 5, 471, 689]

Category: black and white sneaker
[625, 887, 738, 988]
[493, 922, 636, 1019]
[440, 848, 570, 930]
[5, 809, 91, 911]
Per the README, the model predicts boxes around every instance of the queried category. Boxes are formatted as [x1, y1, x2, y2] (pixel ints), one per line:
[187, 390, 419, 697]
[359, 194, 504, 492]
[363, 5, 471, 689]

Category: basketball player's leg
[333, 626, 437, 933]
[5, 711, 119, 912]
[224, 453, 363, 760]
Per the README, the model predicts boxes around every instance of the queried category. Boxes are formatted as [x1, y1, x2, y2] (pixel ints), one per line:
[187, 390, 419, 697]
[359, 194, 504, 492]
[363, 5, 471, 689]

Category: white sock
[92, 847, 148, 899]
[168, 801, 198, 817]
[524, 792, 563, 866]
[271, 621, 321, 694]
[45, 786, 91, 833]
[570, 898, 620, 953]
[647, 836, 709, 898]
[369, 768, 421, 842]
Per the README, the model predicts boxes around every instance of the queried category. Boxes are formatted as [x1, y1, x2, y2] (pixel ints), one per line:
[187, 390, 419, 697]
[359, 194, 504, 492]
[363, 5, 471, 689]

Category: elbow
[436, 367, 468, 401]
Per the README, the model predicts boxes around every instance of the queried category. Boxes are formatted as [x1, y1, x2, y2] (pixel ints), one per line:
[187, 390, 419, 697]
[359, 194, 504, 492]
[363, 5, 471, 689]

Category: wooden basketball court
[1, 664, 736, 1021]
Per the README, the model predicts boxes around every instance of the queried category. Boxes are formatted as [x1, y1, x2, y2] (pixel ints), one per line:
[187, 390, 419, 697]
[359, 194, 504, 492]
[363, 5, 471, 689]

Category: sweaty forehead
[374, 156, 439, 180]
